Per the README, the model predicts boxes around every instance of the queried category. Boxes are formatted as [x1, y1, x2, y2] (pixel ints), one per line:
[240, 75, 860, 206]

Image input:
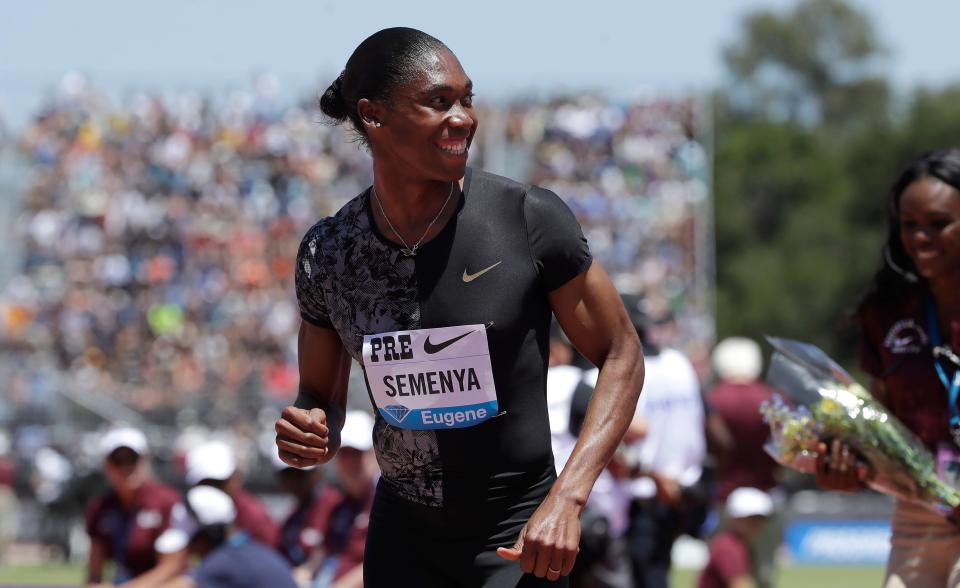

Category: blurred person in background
[294, 409, 377, 588]
[608, 294, 705, 588]
[85, 427, 182, 587]
[31, 444, 75, 560]
[819, 149, 960, 588]
[696, 487, 773, 588]
[154, 485, 296, 588]
[0, 430, 16, 564]
[706, 337, 782, 588]
[185, 439, 279, 547]
[274, 448, 325, 578]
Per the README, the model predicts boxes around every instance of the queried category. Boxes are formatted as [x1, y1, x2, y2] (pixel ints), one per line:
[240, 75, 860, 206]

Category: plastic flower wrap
[760, 337, 960, 513]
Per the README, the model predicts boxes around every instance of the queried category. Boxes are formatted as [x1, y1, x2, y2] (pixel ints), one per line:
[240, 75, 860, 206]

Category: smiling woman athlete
[274, 28, 644, 587]
[819, 149, 960, 588]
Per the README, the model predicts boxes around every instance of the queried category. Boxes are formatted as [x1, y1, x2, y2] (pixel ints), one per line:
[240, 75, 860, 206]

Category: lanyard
[926, 296, 960, 443]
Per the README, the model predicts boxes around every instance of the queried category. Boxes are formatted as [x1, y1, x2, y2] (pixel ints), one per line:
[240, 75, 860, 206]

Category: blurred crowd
[502, 95, 713, 368]
[4, 73, 372, 432]
[0, 77, 729, 585]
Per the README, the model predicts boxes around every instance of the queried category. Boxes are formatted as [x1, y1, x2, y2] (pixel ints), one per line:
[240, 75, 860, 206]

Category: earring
[373, 121, 382, 128]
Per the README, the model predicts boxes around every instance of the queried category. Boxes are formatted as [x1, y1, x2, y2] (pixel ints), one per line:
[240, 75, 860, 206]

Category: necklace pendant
[401, 248, 416, 257]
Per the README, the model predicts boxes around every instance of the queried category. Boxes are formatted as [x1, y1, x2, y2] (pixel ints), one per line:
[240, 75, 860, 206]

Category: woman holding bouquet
[820, 149, 960, 587]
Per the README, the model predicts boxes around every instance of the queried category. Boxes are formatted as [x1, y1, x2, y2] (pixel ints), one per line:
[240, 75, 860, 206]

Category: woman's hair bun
[319, 73, 349, 122]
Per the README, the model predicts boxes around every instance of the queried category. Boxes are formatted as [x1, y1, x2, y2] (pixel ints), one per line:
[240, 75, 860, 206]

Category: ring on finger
[548, 567, 562, 575]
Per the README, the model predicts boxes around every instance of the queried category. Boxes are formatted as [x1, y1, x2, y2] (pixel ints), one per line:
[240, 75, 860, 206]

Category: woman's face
[371, 49, 478, 183]
[898, 177, 960, 281]
[104, 447, 148, 492]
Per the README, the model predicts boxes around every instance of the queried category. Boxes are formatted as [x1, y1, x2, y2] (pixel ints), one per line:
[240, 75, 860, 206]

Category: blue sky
[2, 0, 958, 127]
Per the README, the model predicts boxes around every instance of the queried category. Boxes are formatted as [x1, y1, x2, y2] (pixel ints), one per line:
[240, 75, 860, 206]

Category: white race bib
[362, 325, 499, 429]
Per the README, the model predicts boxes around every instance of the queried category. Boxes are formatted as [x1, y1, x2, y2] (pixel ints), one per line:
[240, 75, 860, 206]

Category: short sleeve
[857, 301, 884, 378]
[523, 186, 592, 292]
[711, 533, 752, 582]
[295, 224, 333, 329]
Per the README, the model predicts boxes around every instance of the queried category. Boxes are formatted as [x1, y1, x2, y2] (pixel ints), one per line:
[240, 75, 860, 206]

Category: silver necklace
[372, 182, 455, 257]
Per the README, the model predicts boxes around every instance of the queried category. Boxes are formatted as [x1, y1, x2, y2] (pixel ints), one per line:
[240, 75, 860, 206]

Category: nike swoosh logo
[462, 261, 502, 283]
[424, 331, 474, 354]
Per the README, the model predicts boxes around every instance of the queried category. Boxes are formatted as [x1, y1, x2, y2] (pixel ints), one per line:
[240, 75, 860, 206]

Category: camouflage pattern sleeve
[295, 222, 334, 329]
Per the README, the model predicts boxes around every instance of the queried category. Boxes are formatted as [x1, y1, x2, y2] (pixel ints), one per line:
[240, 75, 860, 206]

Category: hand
[815, 440, 867, 492]
[650, 472, 682, 507]
[275, 406, 334, 468]
[496, 493, 582, 581]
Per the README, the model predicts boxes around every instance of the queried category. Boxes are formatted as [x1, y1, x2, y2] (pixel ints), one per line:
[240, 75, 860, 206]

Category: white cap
[186, 440, 237, 485]
[155, 485, 236, 554]
[100, 427, 148, 458]
[713, 337, 763, 382]
[726, 487, 774, 519]
[340, 410, 374, 451]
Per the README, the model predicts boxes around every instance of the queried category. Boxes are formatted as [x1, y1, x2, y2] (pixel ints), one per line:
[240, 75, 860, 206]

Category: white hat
[340, 410, 374, 451]
[713, 337, 763, 382]
[155, 485, 236, 554]
[186, 440, 237, 485]
[100, 427, 148, 458]
[726, 487, 774, 519]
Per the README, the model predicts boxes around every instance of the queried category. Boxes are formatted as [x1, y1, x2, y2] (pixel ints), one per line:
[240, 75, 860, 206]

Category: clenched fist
[275, 406, 339, 468]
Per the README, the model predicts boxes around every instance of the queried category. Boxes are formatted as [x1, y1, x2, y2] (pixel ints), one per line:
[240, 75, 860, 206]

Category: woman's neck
[117, 485, 138, 507]
[372, 167, 452, 228]
[370, 162, 463, 248]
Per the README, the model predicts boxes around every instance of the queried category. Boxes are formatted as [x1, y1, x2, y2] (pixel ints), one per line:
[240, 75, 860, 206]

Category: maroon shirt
[85, 481, 181, 577]
[708, 381, 779, 501]
[697, 531, 752, 588]
[0, 457, 14, 488]
[315, 484, 373, 580]
[231, 488, 280, 548]
[859, 289, 960, 451]
[278, 487, 339, 566]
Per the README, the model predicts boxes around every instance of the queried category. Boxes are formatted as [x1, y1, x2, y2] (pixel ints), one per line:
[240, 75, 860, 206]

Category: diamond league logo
[382, 405, 411, 424]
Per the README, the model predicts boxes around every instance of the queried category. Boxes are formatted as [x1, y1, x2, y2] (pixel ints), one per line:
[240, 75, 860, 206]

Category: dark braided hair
[319, 27, 448, 145]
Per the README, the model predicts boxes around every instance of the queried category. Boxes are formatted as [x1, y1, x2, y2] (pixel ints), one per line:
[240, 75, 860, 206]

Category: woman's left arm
[497, 261, 644, 579]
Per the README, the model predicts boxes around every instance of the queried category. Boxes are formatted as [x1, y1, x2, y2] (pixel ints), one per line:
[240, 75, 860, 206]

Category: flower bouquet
[760, 337, 960, 512]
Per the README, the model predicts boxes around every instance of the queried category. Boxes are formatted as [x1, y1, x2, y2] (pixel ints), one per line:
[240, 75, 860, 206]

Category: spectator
[697, 487, 773, 588]
[154, 485, 296, 588]
[85, 427, 181, 585]
[296, 410, 376, 588]
[0, 430, 16, 564]
[707, 337, 782, 588]
[280, 411, 375, 588]
[184, 440, 279, 547]
[612, 294, 705, 588]
[273, 449, 326, 584]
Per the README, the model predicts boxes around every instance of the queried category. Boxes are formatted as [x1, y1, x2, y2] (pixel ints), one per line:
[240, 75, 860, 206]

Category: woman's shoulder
[469, 168, 530, 197]
[300, 191, 369, 244]
[858, 286, 922, 323]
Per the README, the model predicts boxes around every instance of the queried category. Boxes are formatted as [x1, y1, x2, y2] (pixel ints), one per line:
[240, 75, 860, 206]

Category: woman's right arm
[275, 322, 353, 468]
